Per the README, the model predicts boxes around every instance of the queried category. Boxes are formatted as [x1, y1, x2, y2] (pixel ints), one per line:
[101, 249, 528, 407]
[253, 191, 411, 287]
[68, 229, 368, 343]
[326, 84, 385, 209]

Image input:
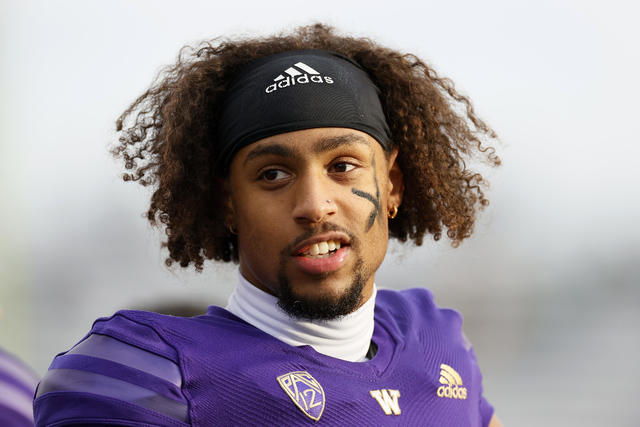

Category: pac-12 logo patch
[277, 371, 325, 421]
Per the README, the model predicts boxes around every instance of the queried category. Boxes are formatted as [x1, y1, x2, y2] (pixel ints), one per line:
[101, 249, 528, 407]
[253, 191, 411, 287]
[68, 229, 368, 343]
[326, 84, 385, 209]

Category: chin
[277, 260, 366, 321]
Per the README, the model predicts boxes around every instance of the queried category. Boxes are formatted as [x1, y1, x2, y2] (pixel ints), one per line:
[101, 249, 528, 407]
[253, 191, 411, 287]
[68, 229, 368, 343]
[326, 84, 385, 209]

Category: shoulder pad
[34, 330, 189, 426]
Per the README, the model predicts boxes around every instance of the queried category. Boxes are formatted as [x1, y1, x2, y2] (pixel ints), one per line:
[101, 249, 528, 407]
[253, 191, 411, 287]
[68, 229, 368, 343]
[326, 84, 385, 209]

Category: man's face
[228, 127, 402, 320]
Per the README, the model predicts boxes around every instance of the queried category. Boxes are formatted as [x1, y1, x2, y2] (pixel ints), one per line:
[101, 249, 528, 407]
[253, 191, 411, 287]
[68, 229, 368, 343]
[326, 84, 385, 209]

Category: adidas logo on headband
[265, 62, 334, 94]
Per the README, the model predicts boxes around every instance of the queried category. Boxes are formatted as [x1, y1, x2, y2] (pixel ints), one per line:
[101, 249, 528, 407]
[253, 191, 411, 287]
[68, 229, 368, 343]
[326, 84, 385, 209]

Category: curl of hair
[113, 24, 500, 271]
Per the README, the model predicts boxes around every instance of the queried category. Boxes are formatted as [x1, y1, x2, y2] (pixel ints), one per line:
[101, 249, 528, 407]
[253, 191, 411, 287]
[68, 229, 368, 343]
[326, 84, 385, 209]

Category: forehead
[236, 128, 380, 166]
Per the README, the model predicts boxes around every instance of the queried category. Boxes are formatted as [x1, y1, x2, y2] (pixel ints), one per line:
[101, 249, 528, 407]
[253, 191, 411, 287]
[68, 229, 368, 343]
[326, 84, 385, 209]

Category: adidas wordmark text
[436, 364, 468, 400]
[265, 61, 334, 93]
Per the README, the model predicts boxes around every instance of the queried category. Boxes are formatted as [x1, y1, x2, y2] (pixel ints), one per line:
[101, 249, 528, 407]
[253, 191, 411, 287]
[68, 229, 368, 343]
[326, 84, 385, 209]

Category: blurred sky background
[1, 0, 639, 425]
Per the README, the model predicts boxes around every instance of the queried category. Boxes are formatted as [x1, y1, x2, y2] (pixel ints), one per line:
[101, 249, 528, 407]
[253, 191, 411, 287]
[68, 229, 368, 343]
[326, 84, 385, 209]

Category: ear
[385, 148, 404, 212]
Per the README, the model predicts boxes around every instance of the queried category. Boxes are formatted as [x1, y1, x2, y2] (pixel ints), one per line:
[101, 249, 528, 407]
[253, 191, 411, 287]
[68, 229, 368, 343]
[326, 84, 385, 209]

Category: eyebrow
[312, 133, 372, 154]
[243, 144, 296, 166]
[243, 133, 372, 166]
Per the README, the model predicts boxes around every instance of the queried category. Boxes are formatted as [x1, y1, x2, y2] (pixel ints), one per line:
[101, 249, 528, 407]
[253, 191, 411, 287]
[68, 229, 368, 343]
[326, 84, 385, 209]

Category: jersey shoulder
[376, 288, 495, 426]
[34, 311, 190, 427]
[0, 347, 39, 427]
[376, 287, 465, 341]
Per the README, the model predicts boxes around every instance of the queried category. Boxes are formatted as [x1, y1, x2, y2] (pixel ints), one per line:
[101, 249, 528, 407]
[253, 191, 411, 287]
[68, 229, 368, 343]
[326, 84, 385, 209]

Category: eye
[259, 168, 290, 182]
[330, 162, 356, 173]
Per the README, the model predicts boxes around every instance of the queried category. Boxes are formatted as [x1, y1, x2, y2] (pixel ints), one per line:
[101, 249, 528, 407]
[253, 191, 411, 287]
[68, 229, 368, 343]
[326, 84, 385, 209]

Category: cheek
[235, 199, 284, 254]
[369, 224, 390, 269]
[370, 216, 389, 245]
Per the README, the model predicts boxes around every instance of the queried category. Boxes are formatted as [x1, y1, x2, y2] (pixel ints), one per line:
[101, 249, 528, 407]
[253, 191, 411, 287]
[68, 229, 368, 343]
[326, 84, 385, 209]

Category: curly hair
[112, 23, 500, 271]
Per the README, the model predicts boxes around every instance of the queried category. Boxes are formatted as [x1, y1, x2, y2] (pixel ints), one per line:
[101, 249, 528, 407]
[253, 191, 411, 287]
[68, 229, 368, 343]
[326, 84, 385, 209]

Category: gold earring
[225, 220, 237, 235]
[387, 205, 398, 219]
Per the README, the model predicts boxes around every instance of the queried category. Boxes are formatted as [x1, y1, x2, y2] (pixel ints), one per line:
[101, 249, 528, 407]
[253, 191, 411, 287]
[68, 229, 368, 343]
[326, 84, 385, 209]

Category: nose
[291, 171, 336, 225]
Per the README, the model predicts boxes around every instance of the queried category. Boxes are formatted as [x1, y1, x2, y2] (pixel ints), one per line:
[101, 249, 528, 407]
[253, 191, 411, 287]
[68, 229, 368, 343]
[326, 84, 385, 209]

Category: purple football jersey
[34, 288, 494, 426]
[1, 347, 39, 427]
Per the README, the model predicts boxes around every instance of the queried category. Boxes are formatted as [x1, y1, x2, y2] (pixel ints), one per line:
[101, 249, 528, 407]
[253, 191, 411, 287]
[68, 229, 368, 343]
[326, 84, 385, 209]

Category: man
[34, 24, 502, 426]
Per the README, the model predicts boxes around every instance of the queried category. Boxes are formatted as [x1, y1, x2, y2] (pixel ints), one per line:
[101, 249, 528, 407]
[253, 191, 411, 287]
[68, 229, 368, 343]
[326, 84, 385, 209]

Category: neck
[225, 273, 376, 362]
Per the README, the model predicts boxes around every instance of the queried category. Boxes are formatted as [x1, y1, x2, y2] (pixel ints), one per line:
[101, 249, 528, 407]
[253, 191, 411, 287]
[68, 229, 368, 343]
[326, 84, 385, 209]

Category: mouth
[293, 233, 351, 257]
[289, 232, 352, 275]
[296, 239, 344, 258]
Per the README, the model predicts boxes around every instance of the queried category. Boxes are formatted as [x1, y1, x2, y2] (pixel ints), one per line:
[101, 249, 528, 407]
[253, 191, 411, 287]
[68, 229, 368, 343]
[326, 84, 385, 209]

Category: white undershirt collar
[225, 273, 376, 362]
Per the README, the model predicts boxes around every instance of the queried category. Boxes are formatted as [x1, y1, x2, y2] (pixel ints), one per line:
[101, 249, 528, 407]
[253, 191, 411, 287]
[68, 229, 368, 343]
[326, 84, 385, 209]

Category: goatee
[276, 258, 365, 320]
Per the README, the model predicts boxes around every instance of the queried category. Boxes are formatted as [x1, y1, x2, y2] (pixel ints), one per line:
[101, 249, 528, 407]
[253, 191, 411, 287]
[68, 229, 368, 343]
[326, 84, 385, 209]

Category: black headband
[215, 50, 392, 170]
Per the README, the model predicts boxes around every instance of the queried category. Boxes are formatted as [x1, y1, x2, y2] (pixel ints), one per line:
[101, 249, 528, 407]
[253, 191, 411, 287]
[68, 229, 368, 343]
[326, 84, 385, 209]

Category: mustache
[283, 222, 360, 255]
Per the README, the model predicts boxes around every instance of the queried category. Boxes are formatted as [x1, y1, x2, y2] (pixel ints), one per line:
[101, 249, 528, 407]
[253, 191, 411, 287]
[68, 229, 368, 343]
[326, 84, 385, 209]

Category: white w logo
[369, 389, 402, 415]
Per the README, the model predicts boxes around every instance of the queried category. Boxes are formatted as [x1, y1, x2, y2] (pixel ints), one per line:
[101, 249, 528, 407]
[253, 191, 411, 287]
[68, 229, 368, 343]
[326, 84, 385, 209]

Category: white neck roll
[225, 273, 376, 362]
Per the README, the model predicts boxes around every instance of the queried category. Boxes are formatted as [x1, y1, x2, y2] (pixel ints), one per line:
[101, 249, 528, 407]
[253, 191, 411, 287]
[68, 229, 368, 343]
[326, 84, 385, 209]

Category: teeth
[302, 240, 342, 257]
[318, 241, 329, 254]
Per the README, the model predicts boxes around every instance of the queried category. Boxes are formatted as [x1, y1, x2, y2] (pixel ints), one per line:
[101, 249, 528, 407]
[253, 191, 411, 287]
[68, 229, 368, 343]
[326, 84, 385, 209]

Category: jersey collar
[225, 273, 376, 362]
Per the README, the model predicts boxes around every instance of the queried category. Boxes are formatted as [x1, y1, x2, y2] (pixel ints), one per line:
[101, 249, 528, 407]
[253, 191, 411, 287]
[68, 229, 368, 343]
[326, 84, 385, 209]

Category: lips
[291, 233, 351, 275]
[293, 233, 350, 256]
[298, 239, 342, 257]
